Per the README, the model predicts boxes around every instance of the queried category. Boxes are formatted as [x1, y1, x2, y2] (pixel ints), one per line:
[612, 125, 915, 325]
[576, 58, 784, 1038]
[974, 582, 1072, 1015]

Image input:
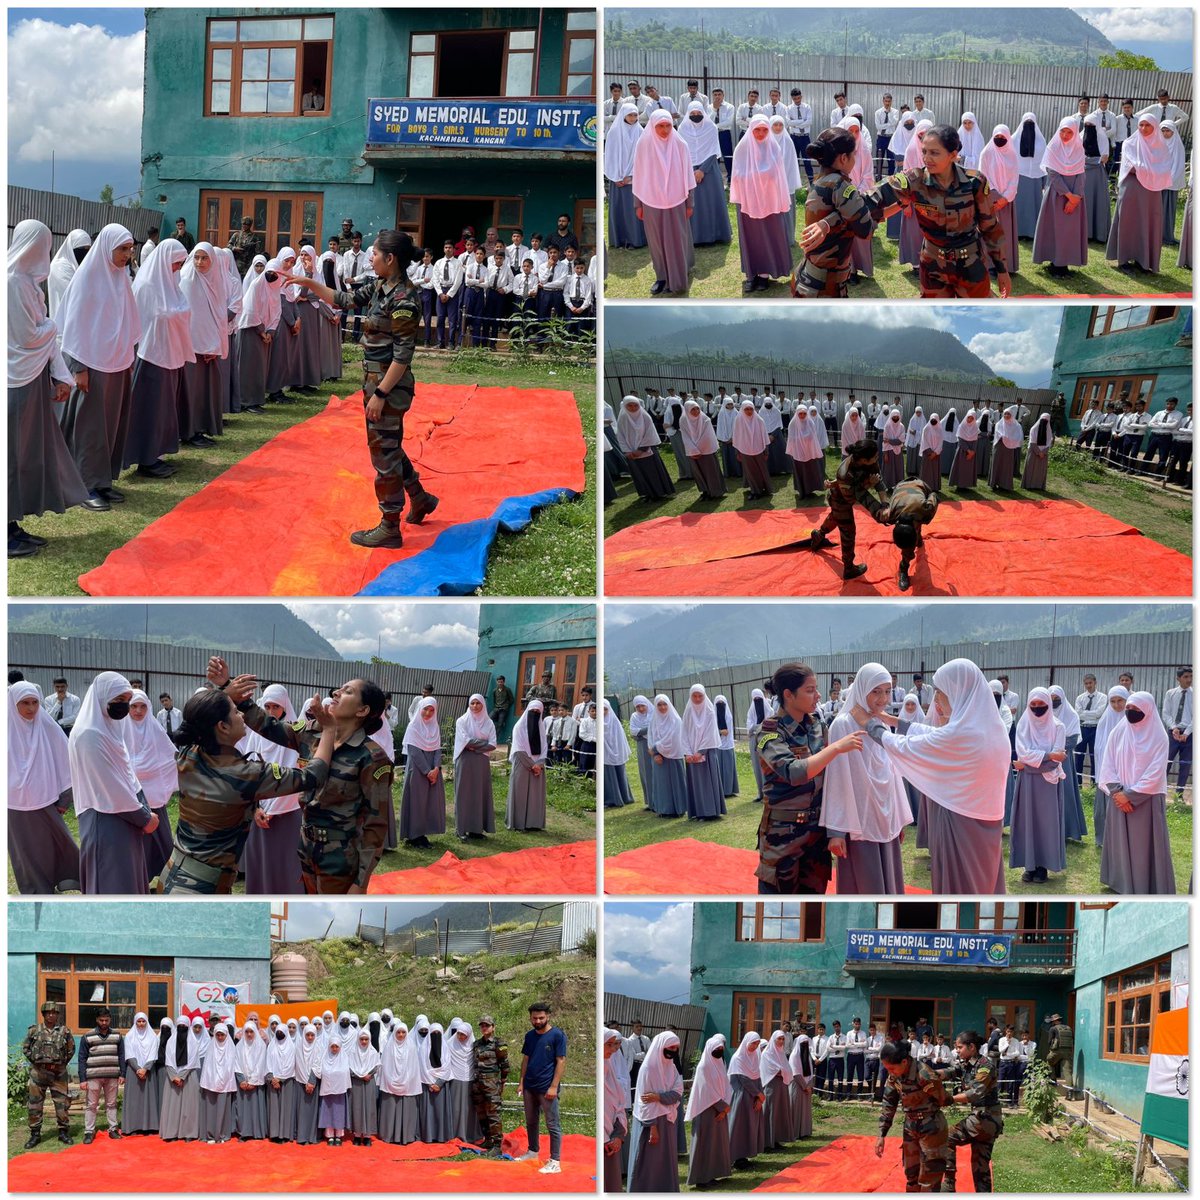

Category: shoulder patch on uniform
[843, 184, 857, 200]
[291, 719, 306, 732]
[893, 174, 909, 190]
[978, 176, 990, 195]
[373, 764, 391, 781]
[269, 762, 283, 780]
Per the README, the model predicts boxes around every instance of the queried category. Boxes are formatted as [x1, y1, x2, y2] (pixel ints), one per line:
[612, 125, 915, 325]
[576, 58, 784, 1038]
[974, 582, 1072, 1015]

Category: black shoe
[843, 562, 869, 580]
[810, 530, 834, 552]
[350, 520, 403, 549]
[649, 280, 667, 296]
[108, 1128, 121, 1139]
[97, 486, 125, 503]
[13, 525, 47, 546]
[898, 567, 911, 592]
[136, 461, 175, 478]
[9, 535, 39, 558]
[186, 434, 215, 448]
[83, 1131, 95, 1145]
[1020, 869, 1037, 883]
[247, 404, 268, 414]
[24, 1130, 40, 1149]
[404, 490, 439, 525]
[363, 1136, 372, 1146]
[83, 493, 112, 512]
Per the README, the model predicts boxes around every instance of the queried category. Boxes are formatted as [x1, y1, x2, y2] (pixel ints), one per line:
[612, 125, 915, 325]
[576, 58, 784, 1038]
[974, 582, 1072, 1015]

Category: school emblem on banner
[180, 980, 251, 1024]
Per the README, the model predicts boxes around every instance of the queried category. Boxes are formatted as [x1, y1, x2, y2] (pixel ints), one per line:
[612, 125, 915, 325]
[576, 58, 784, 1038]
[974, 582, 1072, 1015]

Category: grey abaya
[739, 449, 772, 497]
[454, 746, 496, 836]
[506, 751, 548, 830]
[1084, 161, 1112, 241]
[1015, 175, 1045, 238]
[926, 801, 1005, 894]
[1162, 189, 1179, 244]
[58, 361, 133, 493]
[793, 455, 826, 500]
[79, 807, 150, 895]
[234, 1083, 267, 1138]
[634, 731, 657, 809]
[378, 1093, 421, 1143]
[690, 155, 733, 245]
[834, 837, 905, 894]
[1099, 791, 1176, 894]
[217, 338, 236, 414]
[1063, 735, 1087, 841]
[1107, 173, 1164, 271]
[736, 208, 793, 280]
[320, 311, 342, 381]
[766, 430, 789, 476]
[444, 1077, 480, 1141]
[295, 303, 323, 387]
[420, 1082, 450, 1142]
[762, 1075, 792, 1149]
[642, 201, 695, 294]
[610, 183, 648, 249]
[242, 809, 304, 894]
[350, 1075, 379, 1136]
[1033, 171, 1088, 267]
[788, 1075, 813, 1139]
[948, 442, 979, 488]
[1178, 194, 1192, 268]
[686, 754, 726, 819]
[10, 367, 90, 518]
[686, 1102, 732, 1187]
[1008, 770, 1066, 872]
[988, 202, 1020, 274]
[717, 747, 740, 797]
[690, 451, 727, 498]
[918, 450, 941, 492]
[1022, 443, 1050, 489]
[236, 326, 270, 407]
[605, 763, 636, 808]
[720, 439, 742, 478]
[200, 1090, 234, 1141]
[977, 424, 994, 477]
[265, 307, 296, 393]
[294, 1079, 321, 1144]
[9, 803, 80, 894]
[399, 746, 446, 840]
[939, 437, 957, 478]
[160, 1070, 201, 1140]
[122, 1062, 159, 1132]
[627, 1106, 682, 1192]
[626, 449, 676, 500]
[649, 755, 688, 817]
[989, 442, 1017, 490]
[123, 359, 182, 468]
[180, 357, 223, 440]
[142, 808, 174, 887]
[605, 1117, 628, 1192]
[667, 427, 693, 480]
[727, 1073, 765, 1161]
[898, 210, 922, 266]
[266, 1077, 297, 1139]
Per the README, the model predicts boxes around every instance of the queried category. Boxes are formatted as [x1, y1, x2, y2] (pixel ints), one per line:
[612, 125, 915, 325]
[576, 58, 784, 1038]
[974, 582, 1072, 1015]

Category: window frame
[408, 27, 541, 101]
[560, 10, 597, 98]
[199, 189, 324, 260]
[869, 995, 955, 1040]
[516, 645, 596, 714]
[393, 195, 525, 253]
[731, 991, 820, 1045]
[37, 954, 174, 1036]
[734, 902, 825, 943]
[1102, 956, 1172, 1064]
[1069, 373, 1157, 420]
[1087, 304, 1178, 338]
[983, 998, 1038, 1037]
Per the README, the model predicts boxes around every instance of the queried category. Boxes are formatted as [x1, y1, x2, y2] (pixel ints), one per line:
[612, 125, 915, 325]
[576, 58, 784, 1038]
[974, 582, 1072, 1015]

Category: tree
[992, 376, 1018, 388]
[98, 184, 115, 204]
[1097, 49, 1159, 71]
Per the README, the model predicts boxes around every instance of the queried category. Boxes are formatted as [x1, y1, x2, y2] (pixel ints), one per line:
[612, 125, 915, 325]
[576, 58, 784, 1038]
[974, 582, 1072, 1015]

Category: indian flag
[1142, 1007, 1188, 1149]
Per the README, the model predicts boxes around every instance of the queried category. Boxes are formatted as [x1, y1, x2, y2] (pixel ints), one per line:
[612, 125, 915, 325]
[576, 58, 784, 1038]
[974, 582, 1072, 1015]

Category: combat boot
[24, 1127, 40, 1149]
[809, 529, 835, 551]
[843, 562, 869, 580]
[898, 565, 911, 592]
[350, 519, 403, 549]
[58, 1128, 73, 1144]
[404, 485, 440, 525]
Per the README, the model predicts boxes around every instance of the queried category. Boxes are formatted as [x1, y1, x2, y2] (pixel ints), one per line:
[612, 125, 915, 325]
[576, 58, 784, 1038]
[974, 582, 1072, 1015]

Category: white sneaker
[538, 1159, 562, 1174]
[516, 1150, 540, 1161]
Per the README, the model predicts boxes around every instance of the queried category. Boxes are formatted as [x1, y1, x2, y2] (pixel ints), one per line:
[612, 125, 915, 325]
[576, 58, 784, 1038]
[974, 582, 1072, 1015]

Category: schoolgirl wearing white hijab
[905, 406, 927, 476]
[1108, 115, 1175, 272]
[957, 113, 985, 170]
[1049, 685, 1087, 842]
[841, 404, 867, 453]
[122, 689, 178, 883]
[730, 115, 794, 291]
[603, 1029, 633, 1190]
[213, 246, 247, 410]
[1159, 119, 1187, 247]
[1092, 685, 1130, 848]
[786, 406, 826, 500]
[746, 686, 774, 802]
[8, 681, 79, 893]
[264, 1015, 298, 1142]
[160, 1016, 205, 1141]
[628, 695, 657, 811]
[874, 408, 903, 488]
[946, 409, 981, 489]
[632, 109, 696, 295]
[896, 691, 931, 838]
[683, 100, 733, 247]
[57, 223, 142, 507]
[1098, 690, 1175, 894]
[897, 119, 934, 265]
[1008, 688, 1068, 883]
[399, 697, 445, 847]
[507, 699, 549, 831]
[823, 663, 913, 893]
[442, 1020, 480, 1142]
[1022, 414, 1054, 490]
[452, 694, 497, 838]
[119, 1012, 162, 1134]
[726, 1031, 765, 1166]
[681, 684, 725, 821]
[265, 245, 301, 400]
[607, 102, 647, 249]
[69, 671, 158, 895]
[871, 659, 1010, 894]
[47, 228, 92, 318]
[681, 399, 727, 499]
[597, 700, 631, 811]
[293, 1023, 324, 1145]
[316, 1038, 351, 1145]
[178, 241, 228, 444]
[235, 255, 285, 409]
[233, 1020, 269, 1139]
[759, 393, 788, 475]
[615, 396, 677, 501]
[1033, 118, 1087, 276]
[1015, 113, 1048, 237]
[978, 125, 1021, 272]
[346, 1028, 381, 1145]
[836, 115, 876, 279]
[643, 693, 687, 819]
[759, 1030, 794, 1151]
[788, 1026, 815, 1139]
[917, 412, 944, 492]
[1077, 113, 1114, 244]
[200, 1022, 239, 1143]
[733, 399, 773, 499]
[378, 1023, 423, 1144]
[628, 1031, 683, 1192]
[289, 246, 324, 389]
[988, 406, 1024, 491]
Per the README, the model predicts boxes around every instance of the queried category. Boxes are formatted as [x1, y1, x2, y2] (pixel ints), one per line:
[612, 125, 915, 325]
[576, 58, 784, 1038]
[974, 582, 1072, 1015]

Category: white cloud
[966, 325, 1059, 381]
[285, 603, 479, 660]
[1076, 7, 1193, 44]
[8, 20, 144, 167]
[604, 903, 693, 1000]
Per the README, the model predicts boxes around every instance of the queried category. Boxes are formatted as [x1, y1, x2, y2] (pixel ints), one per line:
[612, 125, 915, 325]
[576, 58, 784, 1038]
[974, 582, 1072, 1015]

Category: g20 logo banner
[180, 980, 251, 1022]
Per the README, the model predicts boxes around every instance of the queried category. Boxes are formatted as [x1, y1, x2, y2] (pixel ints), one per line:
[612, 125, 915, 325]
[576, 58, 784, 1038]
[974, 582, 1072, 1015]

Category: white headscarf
[453, 694, 496, 760]
[603, 699, 631, 765]
[994, 407, 1024, 448]
[919, 414, 944, 455]
[164, 1017, 202, 1074]
[770, 112, 802, 191]
[681, 684, 721, 755]
[444, 1021, 475, 1081]
[317, 1040, 351, 1095]
[685, 1034, 732, 1120]
[649, 693, 685, 759]
[727, 1031, 762, 1080]
[238, 257, 284, 331]
[123, 1012, 160, 1069]
[1028, 413, 1054, 450]
[214, 247, 244, 330]
[347, 1029, 381, 1078]
[510, 700, 548, 764]
[200, 1024, 239, 1092]
[823, 663, 913, 843]
[58, 223, 141, 373]
[633, 110, 694, 209]
[680, 100, 722, 166]
[841, 408, 867, 449]
[759, 397, 782, 435]
[746, 687, 770, 731]
[8, 220, 69, 387]
[1160, 120, 1188, 190]
[179, 241, 229, 358]
[8, 681, 72, 811]
[979, 125, 1019, 203]
[786, 409, 823, 462]
[838, 115, 874, 189]
[900, 692, 928, 727]
[68, 671, 144, 814]
[1015, 687, 1066, 783]
[605, 102, 643, 182]
[633, 1031, 682, 1123]
[880, 659, 1011, 821]
[958, 410, 980, 444]
[47, 228, 92, 318]
[236, 1022, 267, 1084]
[760, 1030, 794, 1087]
[730, 116, 791, 220]
[732, 399, 770, 455]
[681, 399, 719, 456]
[1017, 113, 1047, 179]
[715, 397, 739, 441]
[1041, 118, 1085, 177]
[294, 1024, 323, 1082]
[903, 120, 934, 171]
[122, 690, 179, 807]
[379, 1023, 423, 1095]
[906, 407, 927, 446]
[266, 1022, 297, 1079]
[628, 695, 653, 738]
[1119, 116, 1175, 190]
[130, 238, 194, 372]
[605, 1029, 632, 1130]
[242, 254, 268, 296]
[957, 113, 985, 167]
[1082, 111, 1111, 160]
[712, 694, 736, 751]
[403, 697, 442, 753]
[616, 396, 660, 454]
[1049, 686, 1082, 741]
[889, 111, 920, 159]
[1099, 691, 1169, 796]
[1094, 686, 1132, 795]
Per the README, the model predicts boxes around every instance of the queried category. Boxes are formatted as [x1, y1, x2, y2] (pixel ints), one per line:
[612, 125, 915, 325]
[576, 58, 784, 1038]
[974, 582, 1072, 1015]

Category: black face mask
[339, 1019, 351, 1029]
[107, 700, 131, 720]
[417, 1028, 428, 1038]
[1051, 697, 1062, 709]
[993, 136, 1008, 147]
[689, 114, 704, 123]
[1126, 708, 1146, 724]
[275, 1029, 286, 1041]
[74, 246, 90, 264]
[663, 1048, 679, 1061]
[264, 270, 279, 283]
[711, 1047, 724, 1059]
[1029, 705, 1049, 717]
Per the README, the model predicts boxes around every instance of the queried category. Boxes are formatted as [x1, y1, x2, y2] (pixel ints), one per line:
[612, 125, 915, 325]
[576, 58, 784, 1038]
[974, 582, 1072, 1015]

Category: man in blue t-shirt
[516, 1001, 568, 1174]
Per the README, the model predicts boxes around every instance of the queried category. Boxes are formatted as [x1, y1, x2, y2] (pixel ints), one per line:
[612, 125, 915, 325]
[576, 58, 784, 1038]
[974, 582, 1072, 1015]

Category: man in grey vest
[78, 1008, 124, 1144]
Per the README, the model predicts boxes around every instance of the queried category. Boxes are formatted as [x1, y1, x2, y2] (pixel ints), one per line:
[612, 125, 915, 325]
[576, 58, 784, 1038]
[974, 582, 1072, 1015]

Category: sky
[604, 902, 694, 1004]
[279, 901, 449, 942]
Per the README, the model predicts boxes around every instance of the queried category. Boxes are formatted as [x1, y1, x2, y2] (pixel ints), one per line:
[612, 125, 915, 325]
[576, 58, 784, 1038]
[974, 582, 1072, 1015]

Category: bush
[576, 927, 597, 959]
[1023, 1056, 1063, 1123]
[9, 1051, 31, 1118]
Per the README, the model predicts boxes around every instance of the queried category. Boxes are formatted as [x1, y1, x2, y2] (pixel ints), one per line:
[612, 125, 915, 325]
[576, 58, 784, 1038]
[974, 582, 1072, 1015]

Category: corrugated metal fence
[607, 359, 1057, 424]
[356, 902, 593, 957]
[9, 186, 164, 253]
[603, 992, 709, 1065]
[605, 51, 1192, 143]
[610, 629, 1191, 734]
[7, 633, 491, 740]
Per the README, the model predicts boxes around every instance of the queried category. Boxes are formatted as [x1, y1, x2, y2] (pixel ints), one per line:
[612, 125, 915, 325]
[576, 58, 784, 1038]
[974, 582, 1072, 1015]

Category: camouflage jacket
[942, 1053, 1002, 1114]
[226, 229, 262, 272]
[472, 1035, 510, 1081]
[828, 457, 889, 517]
[799, 170, 876, 282]
[887, 479, 939, 525]
[23, 1023, 75, 1069]
[525, 683, 557, 704]
[331, 278, 419, 369]
[879, 1056, 948, 1134]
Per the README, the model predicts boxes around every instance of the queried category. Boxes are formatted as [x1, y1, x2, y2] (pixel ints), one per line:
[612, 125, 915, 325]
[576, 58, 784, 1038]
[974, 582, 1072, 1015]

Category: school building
[689, 900, 1188, 1121]
[8, 902, 271, 1053]
[1053, 304, 1192, 434]
[140, 9, 597, 260]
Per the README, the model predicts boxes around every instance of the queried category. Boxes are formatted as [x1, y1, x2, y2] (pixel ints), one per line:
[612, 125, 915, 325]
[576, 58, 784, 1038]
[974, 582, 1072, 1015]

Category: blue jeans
[523, 1089, 562, 1160]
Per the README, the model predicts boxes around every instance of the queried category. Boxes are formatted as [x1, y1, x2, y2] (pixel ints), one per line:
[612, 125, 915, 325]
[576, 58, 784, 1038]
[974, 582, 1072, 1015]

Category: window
[732, 991, 819, 1043]
[408, 29, 540, 99]
[206, 15, 334, 118]
[575, 199, 597, 255]
[976, 902, 1052, 932]
[876, 902, 959, 930]
[1069, 374, 1156, 420]
[870, 997, 954, 1039]
[37, 954, 174, 1035]
[393, 196, 525, 253]
[735, 903, 825, 943]
[516, 646, 597, 713]
[984, 999, 1037, 1036]
[1104, 956, 1172, 1062]
[561, 11, 596, 97]
[1088, 305, 1178, 337]
[200, 189, 323, 258]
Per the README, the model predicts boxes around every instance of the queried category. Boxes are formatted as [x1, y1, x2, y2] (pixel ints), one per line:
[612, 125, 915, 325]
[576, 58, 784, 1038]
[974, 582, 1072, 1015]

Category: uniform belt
[928, 244, 976, 262]
[302, 823, 352, 845]
[764, 802, 820, 825]
[167, 848, 234, 887]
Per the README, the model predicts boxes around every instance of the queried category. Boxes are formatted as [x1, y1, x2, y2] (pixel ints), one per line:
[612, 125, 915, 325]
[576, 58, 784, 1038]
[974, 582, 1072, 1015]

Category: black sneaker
[108, 1128, 121, 1139]
[8, 535, 38, 558]
[83, 1131, 95, 1145]
[14, 525, 47, 546]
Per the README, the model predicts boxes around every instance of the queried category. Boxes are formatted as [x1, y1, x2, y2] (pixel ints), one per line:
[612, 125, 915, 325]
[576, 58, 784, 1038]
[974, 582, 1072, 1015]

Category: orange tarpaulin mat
[78, 385, 584, 597]
[604, 499, 1193, 597]
[753, 1133, 978, 1192]
[368, 840, 596, 895]
[6, 1129, 597, 1193]
[603, 837, 929, 895]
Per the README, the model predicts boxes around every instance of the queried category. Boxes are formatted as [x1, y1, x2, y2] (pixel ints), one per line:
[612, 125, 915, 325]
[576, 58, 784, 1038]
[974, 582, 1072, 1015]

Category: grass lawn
[604, 742, 1192, 895]
[603, 196, 1190, 299]
[11, 351, 596, 598]
[605, 441, 1193, 557]
[667, 1099, 1167, 1191]
[8, 761, 596, 896]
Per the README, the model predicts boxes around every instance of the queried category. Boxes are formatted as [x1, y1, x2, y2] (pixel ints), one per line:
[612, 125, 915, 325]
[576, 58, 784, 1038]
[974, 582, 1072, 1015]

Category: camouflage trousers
[471, 1078, 505, 1147]
[944, 1110, 1003, 1192]
[1046, 1050, 1073, 1087]
[299, 828, 363, 894]
[791, 261, 850, 299]
[755, 809, 832, 894]
[817, 500, 859, 568]
[28, 1066, 71, 1131]
[363, 366, 419, 521]
[917, 251, 992, 298]
[900, 1110, 949, 1192]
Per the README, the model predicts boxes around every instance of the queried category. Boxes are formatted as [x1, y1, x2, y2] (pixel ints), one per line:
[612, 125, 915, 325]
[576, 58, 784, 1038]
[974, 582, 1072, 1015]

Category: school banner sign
[179, 980, 251, 1024]
[1142, 1006, 1188, 1149]
[366, 99, 597, 152]
[846, 930, 1013, 967]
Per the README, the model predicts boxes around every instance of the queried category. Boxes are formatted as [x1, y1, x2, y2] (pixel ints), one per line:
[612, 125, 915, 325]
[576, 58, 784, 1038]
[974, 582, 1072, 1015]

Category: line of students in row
[544, 700, 599, 778]
[1074, 394, 1192, 483]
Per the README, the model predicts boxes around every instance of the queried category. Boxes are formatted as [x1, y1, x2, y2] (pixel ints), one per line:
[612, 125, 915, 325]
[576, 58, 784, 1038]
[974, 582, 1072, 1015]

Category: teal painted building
[476, 603, 596, 740]
[1051, 305, 1192, 434]
[141, 8, 597, 259]
[8, 902, 271, 1059]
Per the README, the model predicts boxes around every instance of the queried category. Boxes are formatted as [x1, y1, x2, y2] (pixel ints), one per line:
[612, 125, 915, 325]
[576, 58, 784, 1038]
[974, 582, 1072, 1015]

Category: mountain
[8, 603, 341, 660]
[605, 308, 996, 383]
[388, 902, 563, 934]
[605, 9, 1116, 65]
